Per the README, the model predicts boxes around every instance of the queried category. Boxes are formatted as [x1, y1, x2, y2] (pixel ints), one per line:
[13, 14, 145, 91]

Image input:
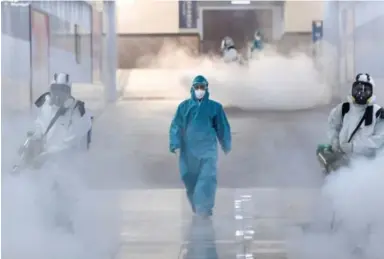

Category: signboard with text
[179, 0, 198, 29]
[312, 20, 323, 42]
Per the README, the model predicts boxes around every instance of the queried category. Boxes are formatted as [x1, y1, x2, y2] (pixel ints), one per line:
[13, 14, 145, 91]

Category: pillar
[104, 0, 117, 102]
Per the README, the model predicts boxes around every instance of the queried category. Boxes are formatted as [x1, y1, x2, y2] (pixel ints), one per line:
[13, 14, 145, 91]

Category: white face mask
[194, 89, 206, 99]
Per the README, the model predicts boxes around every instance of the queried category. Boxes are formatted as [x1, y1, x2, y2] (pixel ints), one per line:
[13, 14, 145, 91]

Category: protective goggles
[193, 84, 207, 90]
[352, 82, 372, 95]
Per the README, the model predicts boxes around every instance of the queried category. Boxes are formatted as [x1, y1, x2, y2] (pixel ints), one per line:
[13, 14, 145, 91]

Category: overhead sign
[231, 0, 251, 4]
[179, 0, 198, 29]
[312, 20, 323, 42]
[3, 0, 30, 6]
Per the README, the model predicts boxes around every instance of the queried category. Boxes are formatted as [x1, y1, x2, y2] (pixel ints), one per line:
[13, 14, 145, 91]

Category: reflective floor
[82, 100, 329, 259]
[1, 100, 330, 259]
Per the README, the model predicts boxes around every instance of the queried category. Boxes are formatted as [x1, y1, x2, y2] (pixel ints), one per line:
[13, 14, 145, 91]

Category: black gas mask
[49, 83, 71, 107]
[49, 73, 72, 107]
[352, 81, 373, 105]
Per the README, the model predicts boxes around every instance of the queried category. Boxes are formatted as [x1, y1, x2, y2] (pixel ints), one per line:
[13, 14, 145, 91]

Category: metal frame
[28, 4, 33, 110]
[29, 5, 51, 108]
[337, 1, 356, 87]
[90, 5, 94, 83]
[347, 6, 356, 82]
[89, 2, 98, 84]
[91, 6, 104, 84]
[74, 24, 81, 65]
[197, 4, 283, 40]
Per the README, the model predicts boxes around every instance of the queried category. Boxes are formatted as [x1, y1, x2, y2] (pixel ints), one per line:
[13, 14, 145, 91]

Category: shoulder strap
[346, 105, 383, 143]
[43, 106, 68, 137]
[34, 92, 50, 108]
[341, 102, 350, 119]
[364, 106, 374, 126]
[74, 100, 85, 117]
[375, 107, 384, 119]
[347, 108, 369, 143]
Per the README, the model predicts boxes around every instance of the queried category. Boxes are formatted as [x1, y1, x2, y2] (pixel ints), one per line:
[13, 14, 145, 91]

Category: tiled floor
[3, 99, 331, 259]
[80, 100, 329, 258]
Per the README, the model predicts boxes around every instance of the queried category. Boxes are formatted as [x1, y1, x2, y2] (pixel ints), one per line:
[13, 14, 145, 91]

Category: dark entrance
[201, 9, 273, 55]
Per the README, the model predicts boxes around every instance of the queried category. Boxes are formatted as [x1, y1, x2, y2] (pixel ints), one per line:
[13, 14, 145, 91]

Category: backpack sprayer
[316, 144, 349, 175]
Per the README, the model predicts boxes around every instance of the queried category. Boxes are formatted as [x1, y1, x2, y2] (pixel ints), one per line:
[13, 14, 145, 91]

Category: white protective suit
[221, 36, 240, 63]
[34, 94, 92, 155]
[328, 76, 384, 157]
[222, 48, 239, 63]
[34, 95, 92, 233]
[29, 73, 93, 233]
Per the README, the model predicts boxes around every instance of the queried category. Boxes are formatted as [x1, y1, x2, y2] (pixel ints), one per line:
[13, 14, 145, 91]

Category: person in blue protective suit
[251, 31, 263, 52]
[250, 31, 263, 60]
[169, 75, 232, 217]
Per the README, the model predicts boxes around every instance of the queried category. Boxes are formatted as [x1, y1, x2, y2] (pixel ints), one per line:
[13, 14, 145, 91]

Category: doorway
[201, 8, 273, 55]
